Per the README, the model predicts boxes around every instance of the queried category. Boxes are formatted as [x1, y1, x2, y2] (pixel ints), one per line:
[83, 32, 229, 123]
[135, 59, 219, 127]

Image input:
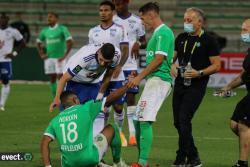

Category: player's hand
[213, 86, 232, 97]
[131, 42, 140, 59]
[58, 57, 66, 62]
[5, 53, 15, 59]
[184, 69, 199, 79]
[49, 99, 60, 112]
[112, 65, 122, 78]
[171, 64, 178, 78]
[128, 76, 141, 88]
[40, 54, 48, 60]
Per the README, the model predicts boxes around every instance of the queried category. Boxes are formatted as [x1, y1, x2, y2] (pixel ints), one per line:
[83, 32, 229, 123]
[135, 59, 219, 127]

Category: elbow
[215, 63, 221, 72]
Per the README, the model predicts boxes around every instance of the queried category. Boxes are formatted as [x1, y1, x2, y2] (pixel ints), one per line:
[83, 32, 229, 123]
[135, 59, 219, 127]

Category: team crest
[110, 29, 117, 37]
[72, 65, 82, 74]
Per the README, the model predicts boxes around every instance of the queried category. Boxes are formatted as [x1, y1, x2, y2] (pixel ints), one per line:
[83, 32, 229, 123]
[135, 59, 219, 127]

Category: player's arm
[97, 68, 114, 100]
[41, 135, 53, 167]
[49, 72, 72, 112]
[131, 35, 147, 59]
[171, 51, 178, 78]
[112, 43, 129, 78]
[127, 54, 165, 87]
[36, 30, 48, 60]
[222, 70, 245, 91]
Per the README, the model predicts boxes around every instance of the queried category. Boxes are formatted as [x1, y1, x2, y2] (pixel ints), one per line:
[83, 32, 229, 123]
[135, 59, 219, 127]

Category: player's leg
[231, 98, 246, 136]
[44, 58, 57, 97]
[94, 124, 128, 167]
[124, 70, 139, 146]
[111, 81, 127, 147]
[0, 62, 13, 111]
[132, 77, 171, 167]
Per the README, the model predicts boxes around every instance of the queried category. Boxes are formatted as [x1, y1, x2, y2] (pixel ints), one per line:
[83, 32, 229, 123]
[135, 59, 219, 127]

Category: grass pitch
[0, 84, 247, 167]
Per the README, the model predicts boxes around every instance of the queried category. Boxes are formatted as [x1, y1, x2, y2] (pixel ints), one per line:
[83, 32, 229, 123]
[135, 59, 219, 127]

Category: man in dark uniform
[220, 19, 250, 167]
[171, 7, 221, 167]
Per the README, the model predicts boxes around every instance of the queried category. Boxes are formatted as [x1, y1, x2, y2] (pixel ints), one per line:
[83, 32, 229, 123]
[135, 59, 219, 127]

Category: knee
[230, 120, 239, 136]
[113, 105, 123, 113]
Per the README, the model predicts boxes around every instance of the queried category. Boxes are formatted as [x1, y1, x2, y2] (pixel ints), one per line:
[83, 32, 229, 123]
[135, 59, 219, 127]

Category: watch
[199, 70, 204, 77]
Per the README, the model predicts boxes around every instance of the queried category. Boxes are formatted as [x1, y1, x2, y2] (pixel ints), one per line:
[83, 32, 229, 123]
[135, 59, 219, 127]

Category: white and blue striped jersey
[65, 44, 121, 83]
[88, 23, 129, 81]
[113, 13, 145, 70]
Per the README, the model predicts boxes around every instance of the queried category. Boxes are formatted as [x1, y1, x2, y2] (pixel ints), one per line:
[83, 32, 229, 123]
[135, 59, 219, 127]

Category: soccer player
[0, 13, 25, 111]
[219, 19, 250, 167]
[49, 43, 120, 122]
[112, 0, 147, 146]
[37, 12, 73, 97]
[88, 0, 129, 146]
[42, 88, 130, 167]
[127, 2, 174, 167]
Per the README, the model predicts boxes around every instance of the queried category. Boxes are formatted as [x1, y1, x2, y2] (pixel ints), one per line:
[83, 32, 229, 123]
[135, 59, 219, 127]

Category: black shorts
[231, 93, 250, 127]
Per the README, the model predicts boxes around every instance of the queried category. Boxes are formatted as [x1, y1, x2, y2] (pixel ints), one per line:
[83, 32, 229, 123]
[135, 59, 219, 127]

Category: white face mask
[184, 23, 195, 33]
[241, 33, 250, 43]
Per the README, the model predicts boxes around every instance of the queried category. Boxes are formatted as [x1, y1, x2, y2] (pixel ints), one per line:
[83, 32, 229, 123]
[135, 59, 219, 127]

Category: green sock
[133, 120, 141, 154]
[138, 122, 153, 167]
[111, 123, 121, 163]
[50, 82, 57, 97]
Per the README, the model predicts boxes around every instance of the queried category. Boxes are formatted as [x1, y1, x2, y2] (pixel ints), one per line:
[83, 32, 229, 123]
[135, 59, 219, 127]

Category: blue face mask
[184, 23, 194, 33]
[241, 33, 250, 43]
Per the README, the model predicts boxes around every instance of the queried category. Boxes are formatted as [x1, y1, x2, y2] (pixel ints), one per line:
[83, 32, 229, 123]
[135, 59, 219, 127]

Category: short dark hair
[48, 12, 59, 18]
[0, 12, 9, 19]
[60, 91, 78, 108]
[100, 43, 115, 60]
[100, 0, 115, 10]
[139, 2, 159, 14]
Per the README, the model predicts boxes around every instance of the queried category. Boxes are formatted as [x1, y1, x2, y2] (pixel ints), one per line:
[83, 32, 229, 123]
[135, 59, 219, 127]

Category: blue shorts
[123, 70, 139, 94]
[0, 62, 12, 80]
[104, 81, 126, 105]
[66, 80, 100, 104]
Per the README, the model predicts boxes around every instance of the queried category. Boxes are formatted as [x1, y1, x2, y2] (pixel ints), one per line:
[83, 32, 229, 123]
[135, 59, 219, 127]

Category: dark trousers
[172, 83, 206, 161]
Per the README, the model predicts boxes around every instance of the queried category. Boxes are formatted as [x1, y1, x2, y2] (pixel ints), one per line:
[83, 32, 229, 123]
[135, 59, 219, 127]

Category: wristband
[12, 51, 18, 57]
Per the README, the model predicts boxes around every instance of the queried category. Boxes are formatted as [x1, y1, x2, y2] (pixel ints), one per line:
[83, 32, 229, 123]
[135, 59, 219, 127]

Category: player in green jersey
[127, 2, 174, 167]
[37, 12, 73, 97]
[41, 85, 130, 167]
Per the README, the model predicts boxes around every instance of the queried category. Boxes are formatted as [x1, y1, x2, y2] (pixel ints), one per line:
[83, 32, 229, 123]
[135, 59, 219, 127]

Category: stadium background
[0, 0, 249, 166]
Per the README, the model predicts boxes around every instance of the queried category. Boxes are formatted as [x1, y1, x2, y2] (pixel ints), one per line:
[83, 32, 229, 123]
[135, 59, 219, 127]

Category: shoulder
[113, 23, 124, 30]
[176, 32, 187, 41]
[131, 13, 141, 22]
[89, 25, 101, 32]
[7, 27, 19, 33]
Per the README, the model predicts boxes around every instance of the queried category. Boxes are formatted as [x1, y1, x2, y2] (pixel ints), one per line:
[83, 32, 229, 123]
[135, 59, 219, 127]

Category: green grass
[0, 84, 247, 167]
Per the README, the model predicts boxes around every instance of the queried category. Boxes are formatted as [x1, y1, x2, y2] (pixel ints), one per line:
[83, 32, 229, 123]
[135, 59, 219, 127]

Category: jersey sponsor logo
[83, 54, 96, 62]
[72, 65, 82, 74]
[146, 51, 154, 57]
[220, 52, 245, 73]
[46, 38, 60, 44]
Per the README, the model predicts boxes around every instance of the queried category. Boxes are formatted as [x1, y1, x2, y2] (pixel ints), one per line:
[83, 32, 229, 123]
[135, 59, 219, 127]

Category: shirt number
[60, 122, 78, 143]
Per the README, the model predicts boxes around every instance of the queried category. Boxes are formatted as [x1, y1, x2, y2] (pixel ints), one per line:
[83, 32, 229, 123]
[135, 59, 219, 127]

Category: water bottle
[184, 62, 192, 86]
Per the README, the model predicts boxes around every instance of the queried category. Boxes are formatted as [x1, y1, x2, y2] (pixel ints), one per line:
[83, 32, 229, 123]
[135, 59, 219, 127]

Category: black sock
[238, 160, 248, 166]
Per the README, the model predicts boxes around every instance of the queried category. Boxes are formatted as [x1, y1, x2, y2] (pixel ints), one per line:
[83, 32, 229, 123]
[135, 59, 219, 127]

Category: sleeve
[67, 48, 87, 77]
[88, 28, 94, 44]
[62, 26, 72, 41]
[87, 98, 107, 121]
[36, 29, 45, 43]
[44, 120, 56, 140]
[207, 35, 220, 57]
[119, 26, 129, 45]
[155, 31, 172, 57]
[137, 20, 146, 37]
[13, 29, 23, 42]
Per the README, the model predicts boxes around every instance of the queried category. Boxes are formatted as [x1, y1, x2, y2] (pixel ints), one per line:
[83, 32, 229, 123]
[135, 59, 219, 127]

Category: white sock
[104, 107, 112, 125]
[93, 113, 105, 138]
[114, 111, 124, 132]
[127, 106, 136, 137]
[0, 84, 10, 107]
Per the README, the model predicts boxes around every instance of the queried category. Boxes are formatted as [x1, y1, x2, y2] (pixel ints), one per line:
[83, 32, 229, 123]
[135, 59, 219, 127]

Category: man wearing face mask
[219, 19, 250, 167]
[171, 7, 221, 167]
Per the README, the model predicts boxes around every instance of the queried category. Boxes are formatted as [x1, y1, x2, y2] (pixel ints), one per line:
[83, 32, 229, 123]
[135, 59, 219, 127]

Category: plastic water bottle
[184, 62, 192, 86]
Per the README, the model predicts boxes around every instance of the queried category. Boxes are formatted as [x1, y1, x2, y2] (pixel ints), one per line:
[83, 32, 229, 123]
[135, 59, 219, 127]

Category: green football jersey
[38, 24, 72, 58]
[44, 99, 105, 167]
[146, 24, 174, 83]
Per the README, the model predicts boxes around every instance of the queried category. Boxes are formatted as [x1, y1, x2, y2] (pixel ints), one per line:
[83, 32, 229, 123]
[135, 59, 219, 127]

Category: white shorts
[134, 77, 172, 122]
[94, 133, 108, 161]
[44, 58, 65, 74]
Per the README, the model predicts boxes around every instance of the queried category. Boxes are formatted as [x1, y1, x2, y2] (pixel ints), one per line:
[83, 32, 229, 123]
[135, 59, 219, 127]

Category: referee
[171, 7, 221, 167]
[221, 19, 250, 167]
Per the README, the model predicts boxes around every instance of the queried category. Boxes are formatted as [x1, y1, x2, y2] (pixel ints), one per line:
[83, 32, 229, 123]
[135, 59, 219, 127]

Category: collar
[49, 23, 58, 29]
